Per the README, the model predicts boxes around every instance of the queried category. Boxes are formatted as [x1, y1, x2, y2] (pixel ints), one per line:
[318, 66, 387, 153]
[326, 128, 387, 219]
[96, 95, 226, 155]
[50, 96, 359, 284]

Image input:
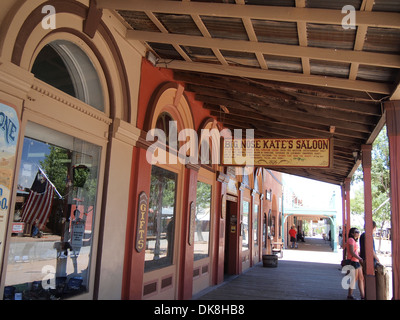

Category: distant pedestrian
[346, 228, 365, 300]
[338, 226, 343, 249]
[289, 225, 298, 249]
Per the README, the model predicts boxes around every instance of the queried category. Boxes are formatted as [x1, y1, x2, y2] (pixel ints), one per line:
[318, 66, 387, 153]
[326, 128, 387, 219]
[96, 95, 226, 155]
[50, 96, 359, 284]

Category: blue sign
[0, 102, 20, 265]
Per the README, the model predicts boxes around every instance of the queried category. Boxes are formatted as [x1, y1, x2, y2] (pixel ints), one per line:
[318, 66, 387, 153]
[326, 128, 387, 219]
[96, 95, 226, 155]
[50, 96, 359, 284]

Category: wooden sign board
[222, 138, 333, 168]
[135, 191, 148, 252]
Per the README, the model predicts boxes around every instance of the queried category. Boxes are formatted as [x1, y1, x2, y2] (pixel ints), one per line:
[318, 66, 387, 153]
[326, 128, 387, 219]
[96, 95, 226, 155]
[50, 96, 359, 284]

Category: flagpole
[37, 166, 63, 199]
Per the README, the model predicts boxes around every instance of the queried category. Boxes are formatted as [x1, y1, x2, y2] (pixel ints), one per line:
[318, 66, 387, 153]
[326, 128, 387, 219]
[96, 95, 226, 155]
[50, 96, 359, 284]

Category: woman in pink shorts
[346, 228, 365, 300]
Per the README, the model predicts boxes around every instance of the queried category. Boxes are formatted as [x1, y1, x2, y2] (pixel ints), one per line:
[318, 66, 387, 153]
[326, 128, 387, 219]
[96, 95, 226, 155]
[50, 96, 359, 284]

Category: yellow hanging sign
[222, 138, 333, 168]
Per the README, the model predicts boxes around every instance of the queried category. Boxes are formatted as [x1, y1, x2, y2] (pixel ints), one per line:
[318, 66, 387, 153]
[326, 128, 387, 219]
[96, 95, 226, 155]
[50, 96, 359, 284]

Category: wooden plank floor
[195, 237, 357, 300]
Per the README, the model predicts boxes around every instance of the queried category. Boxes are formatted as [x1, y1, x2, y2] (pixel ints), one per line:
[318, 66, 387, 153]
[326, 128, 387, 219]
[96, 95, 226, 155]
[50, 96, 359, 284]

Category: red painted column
[213, 176, 226, 285]
[361, 144, 376, 300]
[344, 178, 351, 239]
[122, 146, 152, 300]
[178, 165, 198, 300]
[385, 100, 400, 300]
[341, 184, 346, 259]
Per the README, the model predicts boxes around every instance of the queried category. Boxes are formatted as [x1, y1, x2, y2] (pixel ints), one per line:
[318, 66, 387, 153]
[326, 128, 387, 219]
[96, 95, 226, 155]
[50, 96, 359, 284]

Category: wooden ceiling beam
[349, 0, 374, 80]
[126, 30, 400, 69]
[162, 60, 391, 94]
[295, 0, 310, 76]
[143, 11, 192, 62]
[98, 0, 400, 28]
[175, 70, 386, 101]
[214, 113, 365, 150]
[201, 95, 373, 133]
[175, 72, 382, 115]
[206, 104, 371, 141]
[235, 0, 268, 70]
[188, 84, 380, 125]
[390, 82, 400, 100]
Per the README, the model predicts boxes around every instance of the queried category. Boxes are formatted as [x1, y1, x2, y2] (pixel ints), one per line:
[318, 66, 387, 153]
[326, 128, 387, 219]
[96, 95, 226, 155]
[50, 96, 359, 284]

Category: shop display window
[253, 204, 259, 246]
[145, 166, 177, 272]
[3, 122, 101, 300]
[194, 181, 211, 261]
[242, 201, 249, 251]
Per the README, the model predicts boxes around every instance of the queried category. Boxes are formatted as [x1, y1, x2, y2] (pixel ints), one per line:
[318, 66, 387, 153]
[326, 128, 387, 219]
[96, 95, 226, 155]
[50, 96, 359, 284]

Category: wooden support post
[341, 185, 346, 243]
[361, 144, 376, 300]
[341, 184, 346, 260]
[178, 165, 199, 300]
[344, 178, 351, 239]
[385, 100, 400, 300]
[122, 146, 152, 300]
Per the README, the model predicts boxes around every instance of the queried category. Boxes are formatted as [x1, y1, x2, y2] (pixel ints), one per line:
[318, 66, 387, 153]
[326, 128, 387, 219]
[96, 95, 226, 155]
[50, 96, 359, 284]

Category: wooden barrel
[262, 254, 278, 268]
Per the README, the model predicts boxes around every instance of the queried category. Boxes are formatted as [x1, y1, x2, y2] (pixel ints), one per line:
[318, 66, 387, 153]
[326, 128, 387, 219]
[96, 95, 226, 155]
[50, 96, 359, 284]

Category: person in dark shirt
[360, 221, 380, 268]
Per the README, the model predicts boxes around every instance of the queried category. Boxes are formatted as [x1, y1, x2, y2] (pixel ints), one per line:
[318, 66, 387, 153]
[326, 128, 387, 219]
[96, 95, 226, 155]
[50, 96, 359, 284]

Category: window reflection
[31, 40, 104, 111]
[4, 122, 100, 300]
[253, 204, 259, 246]
[145, 166, 177, 272]
[194, 181, 211, 261]
[242, 201, 249, 251]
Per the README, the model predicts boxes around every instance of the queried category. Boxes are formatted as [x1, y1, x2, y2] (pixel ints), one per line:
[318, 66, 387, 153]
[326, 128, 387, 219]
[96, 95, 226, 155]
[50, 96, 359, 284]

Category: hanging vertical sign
[136, 191, 148, 252]
[0, 102, 20, 270]
[221, 194, 226, 219]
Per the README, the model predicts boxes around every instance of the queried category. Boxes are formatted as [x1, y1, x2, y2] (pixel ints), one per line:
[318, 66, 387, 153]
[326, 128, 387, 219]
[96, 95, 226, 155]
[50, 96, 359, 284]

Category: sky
[282, 173, 342, 213]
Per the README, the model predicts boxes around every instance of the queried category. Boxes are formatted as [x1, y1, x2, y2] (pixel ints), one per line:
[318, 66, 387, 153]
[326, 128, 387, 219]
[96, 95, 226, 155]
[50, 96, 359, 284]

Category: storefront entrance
[224, 199, 239, 276]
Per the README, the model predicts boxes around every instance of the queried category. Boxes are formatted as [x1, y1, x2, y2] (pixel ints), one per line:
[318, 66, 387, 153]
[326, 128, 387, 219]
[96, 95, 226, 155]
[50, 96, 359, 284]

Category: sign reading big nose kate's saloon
[222, 138, 333, 168]
[0, 102, 20, 271]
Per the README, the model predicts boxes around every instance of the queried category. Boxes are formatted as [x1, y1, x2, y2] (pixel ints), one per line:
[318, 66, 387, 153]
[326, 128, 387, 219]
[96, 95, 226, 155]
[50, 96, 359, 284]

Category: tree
[351, 126, 391, 249]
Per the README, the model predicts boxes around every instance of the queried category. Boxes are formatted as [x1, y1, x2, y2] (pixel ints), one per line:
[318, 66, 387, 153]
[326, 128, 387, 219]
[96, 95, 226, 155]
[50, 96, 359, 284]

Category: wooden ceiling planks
[97, 0, 400, 184]
[178, 70, 382, 184]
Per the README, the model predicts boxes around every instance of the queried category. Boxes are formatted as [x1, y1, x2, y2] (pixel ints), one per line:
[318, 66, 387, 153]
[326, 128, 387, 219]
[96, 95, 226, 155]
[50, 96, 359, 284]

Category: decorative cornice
[112, 118, 141, 146]
[217, 171, 229, 184]
[185, 163, 201, 172]
[29, 79, 112, 125]
[0, 58, 34, 97]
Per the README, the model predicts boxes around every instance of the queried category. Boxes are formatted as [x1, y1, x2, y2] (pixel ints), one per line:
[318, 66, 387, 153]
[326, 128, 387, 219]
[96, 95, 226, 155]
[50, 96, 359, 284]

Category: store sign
[0, 102, 20, 271]
[222, 138, 332, 168]
[136, 192, 148, 252]
[71, 221, 85, 248]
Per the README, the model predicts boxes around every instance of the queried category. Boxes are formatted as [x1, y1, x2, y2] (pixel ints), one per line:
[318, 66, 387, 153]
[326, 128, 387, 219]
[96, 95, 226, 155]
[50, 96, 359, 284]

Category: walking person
[289, 225, 298, 249]
[346, 228, 365, 300]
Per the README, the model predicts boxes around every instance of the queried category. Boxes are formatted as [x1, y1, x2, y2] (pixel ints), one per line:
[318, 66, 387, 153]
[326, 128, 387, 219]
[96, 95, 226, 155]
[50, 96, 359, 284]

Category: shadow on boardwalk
[195, 237, 352, 300]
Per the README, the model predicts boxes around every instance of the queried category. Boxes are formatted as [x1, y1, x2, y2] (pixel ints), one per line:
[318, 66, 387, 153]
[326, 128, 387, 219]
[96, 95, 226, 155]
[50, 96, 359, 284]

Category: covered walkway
[195, 237, 352, 300]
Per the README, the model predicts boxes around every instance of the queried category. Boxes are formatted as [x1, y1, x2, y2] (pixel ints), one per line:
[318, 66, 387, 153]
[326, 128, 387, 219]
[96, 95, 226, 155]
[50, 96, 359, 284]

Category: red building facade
[122, 59, 283, 299]
[0, 0, 282, 300]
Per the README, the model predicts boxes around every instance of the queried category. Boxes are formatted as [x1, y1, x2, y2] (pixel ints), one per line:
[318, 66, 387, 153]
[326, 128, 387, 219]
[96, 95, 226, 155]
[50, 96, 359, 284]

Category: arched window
[31, 40, 104, 111]
[254, 171, 259, 192]
[155, 112, 177, 147]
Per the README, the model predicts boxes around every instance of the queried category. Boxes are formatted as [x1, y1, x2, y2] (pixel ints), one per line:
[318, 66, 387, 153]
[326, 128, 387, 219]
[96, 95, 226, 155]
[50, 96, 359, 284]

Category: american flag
[21, 169, 55, 229]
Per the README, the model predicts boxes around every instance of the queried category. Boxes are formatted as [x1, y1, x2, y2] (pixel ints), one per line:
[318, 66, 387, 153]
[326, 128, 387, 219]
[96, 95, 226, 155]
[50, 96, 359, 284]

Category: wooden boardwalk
[195, 237, 356, 300]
